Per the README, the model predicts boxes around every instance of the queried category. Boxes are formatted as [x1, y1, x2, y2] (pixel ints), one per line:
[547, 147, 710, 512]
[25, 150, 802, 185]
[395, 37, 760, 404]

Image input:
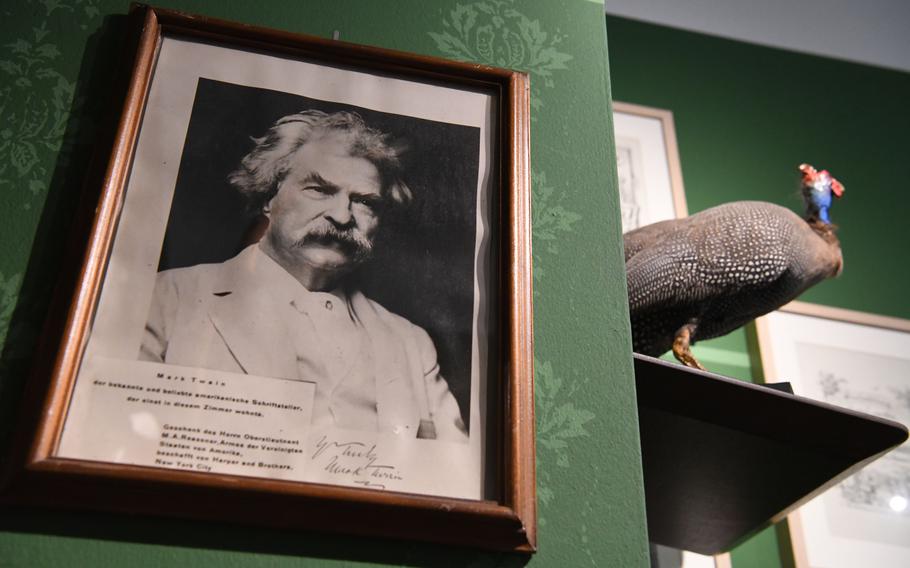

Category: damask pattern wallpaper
[0, 1, 645, 566]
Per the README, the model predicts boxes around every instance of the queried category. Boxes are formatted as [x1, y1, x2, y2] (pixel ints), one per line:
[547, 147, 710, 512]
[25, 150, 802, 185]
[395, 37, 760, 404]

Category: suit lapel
[205, 247, 299, 381]
[351, 292, 420, 436]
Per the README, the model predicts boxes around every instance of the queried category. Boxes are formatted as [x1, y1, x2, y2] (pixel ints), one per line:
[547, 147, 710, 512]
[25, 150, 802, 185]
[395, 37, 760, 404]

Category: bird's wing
[626, 218, 796, 316]
[623, 218, 684, 262]
[625, 239, 705, 314]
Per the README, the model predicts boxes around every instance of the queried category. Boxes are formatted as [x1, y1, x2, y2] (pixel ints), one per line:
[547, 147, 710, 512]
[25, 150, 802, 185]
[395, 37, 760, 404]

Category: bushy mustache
[294, 221, 374, 262]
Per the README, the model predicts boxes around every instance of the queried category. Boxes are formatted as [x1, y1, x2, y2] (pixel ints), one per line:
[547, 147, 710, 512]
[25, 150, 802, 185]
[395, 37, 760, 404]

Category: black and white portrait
[59, 37, 496, 499]
[140, 79, 480, 442]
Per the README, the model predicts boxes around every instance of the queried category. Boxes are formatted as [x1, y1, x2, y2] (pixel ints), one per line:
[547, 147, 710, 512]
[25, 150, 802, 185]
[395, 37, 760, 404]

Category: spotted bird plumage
[624, 164, 844, 369]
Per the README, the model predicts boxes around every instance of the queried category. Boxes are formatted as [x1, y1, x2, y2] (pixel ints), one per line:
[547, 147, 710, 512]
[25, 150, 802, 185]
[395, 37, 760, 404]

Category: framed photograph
[756, 301, 910, 567]
[5, 5, 534, 551]
[612, 101, 688, 232]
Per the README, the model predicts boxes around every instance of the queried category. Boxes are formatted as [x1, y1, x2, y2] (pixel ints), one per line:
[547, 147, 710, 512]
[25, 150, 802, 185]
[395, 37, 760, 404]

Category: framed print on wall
[612, 101, 688, 232]
[2, 4, 535, 552]
[756, 301, 910, 568]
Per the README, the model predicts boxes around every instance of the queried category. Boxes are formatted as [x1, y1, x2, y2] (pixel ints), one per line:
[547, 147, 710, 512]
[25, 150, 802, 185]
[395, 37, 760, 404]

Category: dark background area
[159, 78, 481, 425]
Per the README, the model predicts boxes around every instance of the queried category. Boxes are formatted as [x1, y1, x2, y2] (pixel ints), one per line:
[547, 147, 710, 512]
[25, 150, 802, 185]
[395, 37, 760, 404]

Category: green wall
[607, 14, 910, 568]
[0, 1, 648, 566]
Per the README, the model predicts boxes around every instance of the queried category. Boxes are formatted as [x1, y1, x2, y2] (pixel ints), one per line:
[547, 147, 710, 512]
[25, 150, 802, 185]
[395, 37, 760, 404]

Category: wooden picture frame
[612, 101, 688, 232]
[756, 301, 910, 567]
[2, 4, 535, 552]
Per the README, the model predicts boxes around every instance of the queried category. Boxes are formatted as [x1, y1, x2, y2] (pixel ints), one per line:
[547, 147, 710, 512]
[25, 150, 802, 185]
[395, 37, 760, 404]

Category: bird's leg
[672, 323, 706, 371]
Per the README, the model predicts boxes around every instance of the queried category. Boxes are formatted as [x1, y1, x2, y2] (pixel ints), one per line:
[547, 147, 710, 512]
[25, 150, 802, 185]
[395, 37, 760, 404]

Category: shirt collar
[250, 244, 351, 316]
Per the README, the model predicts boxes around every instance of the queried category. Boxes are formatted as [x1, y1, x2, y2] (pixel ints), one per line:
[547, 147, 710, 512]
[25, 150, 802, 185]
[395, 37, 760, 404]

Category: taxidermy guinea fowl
[624, 163, 844, 370]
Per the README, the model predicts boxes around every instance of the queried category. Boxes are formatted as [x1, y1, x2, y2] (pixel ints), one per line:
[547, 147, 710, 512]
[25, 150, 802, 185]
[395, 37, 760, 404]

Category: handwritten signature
[311, 435, 403, 486]
[312, 436, 376, 460]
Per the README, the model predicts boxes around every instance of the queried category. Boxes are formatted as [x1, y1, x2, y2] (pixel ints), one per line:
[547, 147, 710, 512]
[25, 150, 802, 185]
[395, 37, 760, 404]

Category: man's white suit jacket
[140, 245, 468, 442]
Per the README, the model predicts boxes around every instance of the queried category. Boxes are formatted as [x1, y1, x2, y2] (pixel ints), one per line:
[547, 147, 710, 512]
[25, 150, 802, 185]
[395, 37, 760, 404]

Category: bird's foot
[672, 325, 706, 371]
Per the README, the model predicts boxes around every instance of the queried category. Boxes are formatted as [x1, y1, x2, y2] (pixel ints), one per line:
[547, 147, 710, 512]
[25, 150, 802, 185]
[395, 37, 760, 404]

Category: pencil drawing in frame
[6, 5, 535, 552]
[756, 301, 910, 568]
[612, 101, 688, 232]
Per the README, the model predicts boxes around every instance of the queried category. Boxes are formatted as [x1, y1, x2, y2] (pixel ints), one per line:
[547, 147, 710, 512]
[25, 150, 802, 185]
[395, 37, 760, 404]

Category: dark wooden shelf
[634, 353, 908, 555]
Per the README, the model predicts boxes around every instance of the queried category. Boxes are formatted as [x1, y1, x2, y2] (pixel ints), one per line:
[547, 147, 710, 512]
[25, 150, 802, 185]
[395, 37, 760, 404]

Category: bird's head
[799, 163, 844, 224]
